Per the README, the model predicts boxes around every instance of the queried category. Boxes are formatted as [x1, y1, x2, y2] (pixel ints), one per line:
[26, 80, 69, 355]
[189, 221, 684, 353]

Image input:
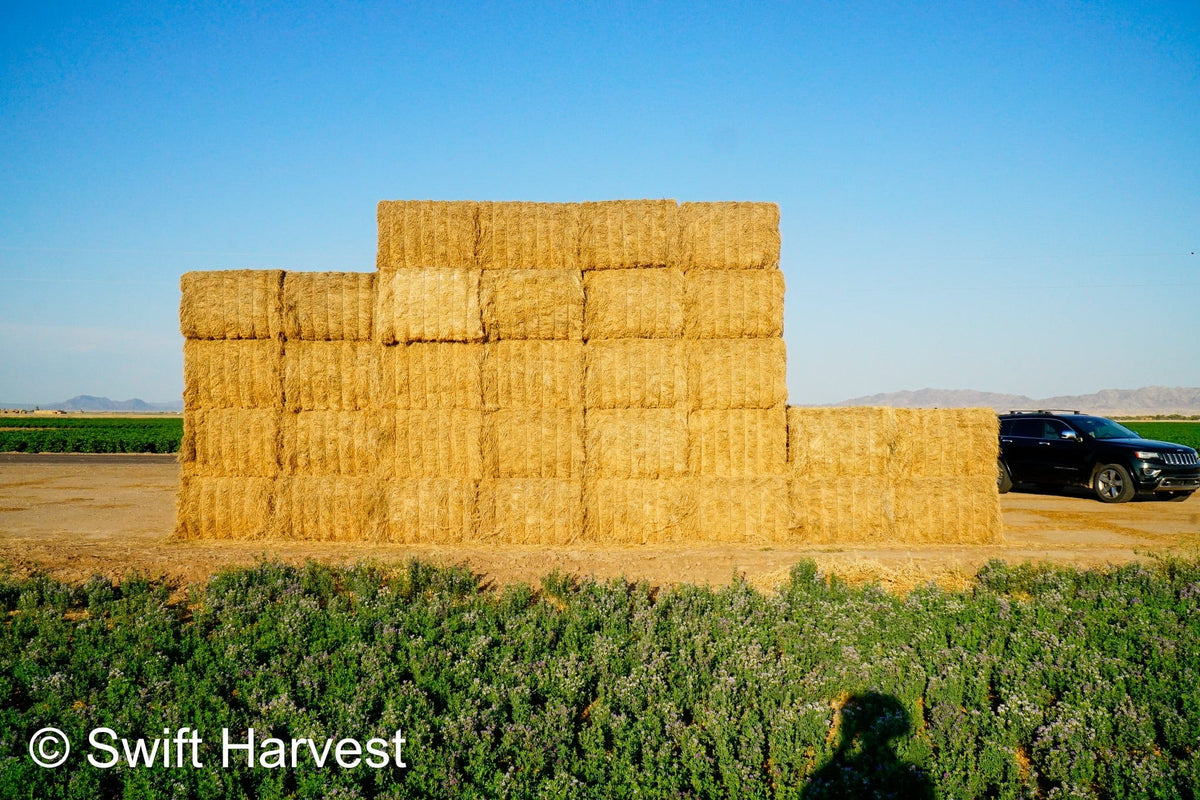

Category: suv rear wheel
[1093, 463, 1135, 503]
[997, 459, 1012, 494]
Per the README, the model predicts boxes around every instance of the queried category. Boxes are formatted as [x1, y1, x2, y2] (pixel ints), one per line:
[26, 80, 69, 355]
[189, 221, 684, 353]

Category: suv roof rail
[1006, 409, 1083, 415]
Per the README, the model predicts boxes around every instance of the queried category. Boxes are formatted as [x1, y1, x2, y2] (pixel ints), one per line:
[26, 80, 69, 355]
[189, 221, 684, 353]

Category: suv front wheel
[1093, 463, 1136, 503]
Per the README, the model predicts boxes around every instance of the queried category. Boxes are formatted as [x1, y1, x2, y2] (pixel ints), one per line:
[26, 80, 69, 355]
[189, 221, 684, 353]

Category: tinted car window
[1011, 419, 1043, 438]
[1044, 420, 1073, 439]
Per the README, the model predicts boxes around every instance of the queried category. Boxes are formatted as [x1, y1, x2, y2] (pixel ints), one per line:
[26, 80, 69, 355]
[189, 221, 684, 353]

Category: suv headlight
[1133, 451, 1160, 460]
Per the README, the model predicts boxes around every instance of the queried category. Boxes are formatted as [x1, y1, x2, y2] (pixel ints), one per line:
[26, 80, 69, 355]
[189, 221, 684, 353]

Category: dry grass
[283, 340, 377, 412]
[585, 409, 689, 478]
[183, 339, 283, 410]
[483, 341, 583, 409]
[374, 268, 484, 344]
[376, 200, 478, 271]
[583, 478, 697, 544]
[687, 339, 787, 409]
[478, 478, 583, 544]
[181, 408, 279, 478]
[273, 476, 388, 541]
[392, 409, 484, 478]
[695, 476, 792, 543]
[279, 410, 388, 476]
[175, 476, 274, 540]
[282, 272, 374, 341]
[482, 269, 584, 340]
[580, 200, 677, 270]
[180, 270, 284, 340]
[483, 410, 585, 478]
[584, 340, 687, 409]
[683, 269, 784, 339]
[583, 268, 685, 339]
[676, 202, 780, 270]
[477, 202, 582, 271]
[386, 478, 478, 543]
[787, 407, 900, 475]
[379, 343, 483, 410]
[689, 407, 787, 477]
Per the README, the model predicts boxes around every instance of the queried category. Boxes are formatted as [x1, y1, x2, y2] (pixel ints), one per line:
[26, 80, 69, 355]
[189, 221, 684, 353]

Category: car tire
[997, 459, 1013, 494]
[1093, 463, 1136, 503]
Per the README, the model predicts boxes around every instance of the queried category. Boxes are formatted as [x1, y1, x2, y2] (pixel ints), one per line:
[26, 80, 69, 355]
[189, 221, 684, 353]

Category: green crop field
[1123, 421, 1200, 452]
[4, 558, 1199, 799]
[0, 416, 182, 454]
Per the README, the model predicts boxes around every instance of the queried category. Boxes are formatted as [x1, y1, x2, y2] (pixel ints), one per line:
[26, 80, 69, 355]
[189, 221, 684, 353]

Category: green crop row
[0, 418, 182, 453]
[3, 557, 1199, 799]
[1125, 421, 1200, 452]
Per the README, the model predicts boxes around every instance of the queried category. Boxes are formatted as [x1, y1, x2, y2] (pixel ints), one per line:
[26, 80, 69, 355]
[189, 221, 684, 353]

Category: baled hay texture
[892, 477, 1003, 545]
[181, 408, 279, 477]
[483, 410, 584, 478]
[183, 339, 283, 409]
[583, 479, 697, 544]
[282, 271, 374, 341]
[380, 343, 483, 410]
[583, 268, 685, 340]
[280, 411, 390, 476]
[684, 270, 785, 339]
[585, 409, 688, 478]
[477, 202, 582, 270]
[689, 408, 788, 477]
[483, 341, 583, 409]
[478, 478, 583, 544]
[180, 270, 284, 340]
[374, 268, 483, 344]
[890, 408, 999, 479]
[273, 476, 387, 541]
[376, 200, 477, 271]
[696, 477, 792, 543]
[481, 269, 584, 340]
[386, 479, 478, 543]
[789, 479, 897, 544]
[393, 409, 484, 478]
[284, 340, 378, 412]
[580, 200, 677, 270]
[176, 476, 274, 540]
[687, 339, 788, 409]
[787, 407, 899, 476]
[584, 340, 686, 409]
[677, 202, 780, 270]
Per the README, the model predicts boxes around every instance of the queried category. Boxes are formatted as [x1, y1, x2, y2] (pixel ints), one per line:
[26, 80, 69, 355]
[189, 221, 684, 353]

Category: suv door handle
[1038, 441, 1051, 446]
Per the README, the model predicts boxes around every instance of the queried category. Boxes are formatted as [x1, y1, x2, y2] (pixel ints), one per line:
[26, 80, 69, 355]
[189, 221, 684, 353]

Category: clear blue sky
[2, 1, 1197, 405]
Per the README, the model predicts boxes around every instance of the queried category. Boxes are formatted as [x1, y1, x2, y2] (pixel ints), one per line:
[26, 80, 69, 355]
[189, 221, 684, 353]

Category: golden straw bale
[483, 410, 584, 478]
[180, 270, 284, 340]
[272, 476, 388, 541]
[695, 477, 792, 543]
[393, 409, 484, 478]
[483, 341, 583, 409]
[175, 476, 274, 539]
[583, 268, 685, 339]
[183, 339, 283, 409]
[583, 479, 697, 544]
[789, 479, 897, 544]
[478, 478, 583, 544]
[683, 269, 785, 339]
[374, 268, 483, 344]
[891, 408, 999, 478]
[379, 343, 483, 410]
[279, 410, 390, 476]
[283, 341, 378, 412]
[386, 479, 479, 543]
[580, 200, 677, 269]
[181, 408, 279, 477]
[689, 408, 787, 477]
[687, 339, 787, 409]
[585, 409, 688, 478]
[892, 477, 1003, 544]
[584, 340, 686, 409]
[477, 202, 582, 270]
[787, 407, 899, 476]
[481, 269, 584, 340]
[282, 271, 374, 341]
[376, 200, 478, 270]
[677, 202, 780, 270]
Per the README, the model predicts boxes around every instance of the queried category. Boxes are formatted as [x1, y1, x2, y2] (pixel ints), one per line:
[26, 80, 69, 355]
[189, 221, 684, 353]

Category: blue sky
[2, 1, 1197, 405]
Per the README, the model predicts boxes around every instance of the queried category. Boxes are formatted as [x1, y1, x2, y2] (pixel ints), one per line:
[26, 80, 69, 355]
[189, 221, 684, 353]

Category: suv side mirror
[1060, 429, 1080, 441]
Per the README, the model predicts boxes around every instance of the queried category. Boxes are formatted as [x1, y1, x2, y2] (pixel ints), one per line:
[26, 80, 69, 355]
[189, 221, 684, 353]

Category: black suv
[997, 410, 1199, 503]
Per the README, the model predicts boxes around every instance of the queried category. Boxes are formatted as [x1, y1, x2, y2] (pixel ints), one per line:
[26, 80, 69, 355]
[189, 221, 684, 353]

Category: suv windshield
[1071, 416, 1139, 440]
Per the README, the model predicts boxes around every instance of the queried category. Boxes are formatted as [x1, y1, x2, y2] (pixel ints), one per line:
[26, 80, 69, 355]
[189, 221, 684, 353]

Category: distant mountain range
[1, 395, 183, 412]
[829, 386, 1200, 416]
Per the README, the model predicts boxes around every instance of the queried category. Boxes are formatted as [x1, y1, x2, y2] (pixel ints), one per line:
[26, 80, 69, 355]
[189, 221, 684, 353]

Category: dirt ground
[1, 455, 1198, 594]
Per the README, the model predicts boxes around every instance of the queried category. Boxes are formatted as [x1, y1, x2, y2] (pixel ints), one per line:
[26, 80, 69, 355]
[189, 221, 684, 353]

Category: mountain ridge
[826, 386, 1200, 415]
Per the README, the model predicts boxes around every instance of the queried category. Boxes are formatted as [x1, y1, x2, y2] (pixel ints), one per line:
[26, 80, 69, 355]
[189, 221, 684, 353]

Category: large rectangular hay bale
[483, 410, 584, 478]
[183, 339, 283, 409]
[891, 408, 999, 478]
[280, 410, 389, 476]
[478, 478, 583, 544]
[584, 340, 686, 409]
[583, 479, 696, 544]
[483, 341, 583, 409]
[273, 476, 387, 541]
[583, 268, 685, 340]
[376, 200, 478, 270]
[283, 340, 378, 411]
[689, 408, 787, 477]
[687, 339, 787, 409]
[695, 477, 792, 543]
[176, 476, 274, 539]
[386, 479, 478, 543]
[393, 409, 484, 478]
[677, 202, 780, 270]
[580, 200, 677, 269]
[892, 476, 1003, 544]
[180, 270, 284, 340]
[787, 407, 899, 476]
[181, 408, 279, 477]
[481, 269, 584, 340]
[282, 271, 374, 341]
[374, 268, 483, 344]
[477, 202, 582, 270]
[379, 343, 483, 410]
[683, 269, 784, 339]
[788, 479, 897, 544]
[585, 409, 688, 478]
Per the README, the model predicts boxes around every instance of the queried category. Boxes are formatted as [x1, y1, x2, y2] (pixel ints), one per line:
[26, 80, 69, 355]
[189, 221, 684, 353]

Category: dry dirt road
[1, 456, 1197, 593]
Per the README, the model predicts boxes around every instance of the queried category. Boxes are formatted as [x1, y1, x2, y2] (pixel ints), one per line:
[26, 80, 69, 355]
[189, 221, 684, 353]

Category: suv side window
[1043, 420, 1071, 440]
[1011, 419, 1043, 438]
